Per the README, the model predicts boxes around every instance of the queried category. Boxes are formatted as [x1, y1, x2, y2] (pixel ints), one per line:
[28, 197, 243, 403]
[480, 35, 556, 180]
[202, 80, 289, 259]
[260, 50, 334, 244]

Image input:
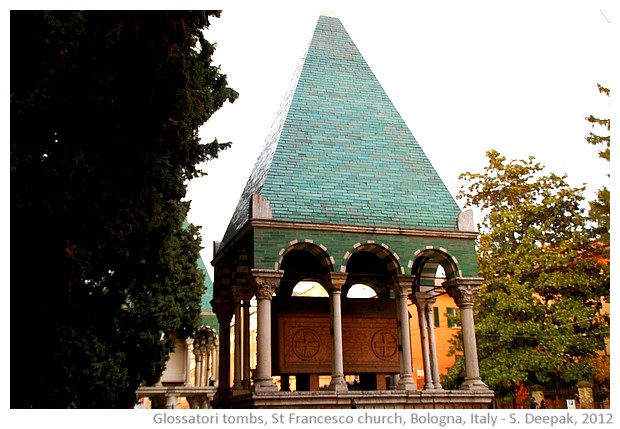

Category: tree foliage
[446, 150, 610, 394]
[585, 84, 610, 245]
[11, 11, 238, 408]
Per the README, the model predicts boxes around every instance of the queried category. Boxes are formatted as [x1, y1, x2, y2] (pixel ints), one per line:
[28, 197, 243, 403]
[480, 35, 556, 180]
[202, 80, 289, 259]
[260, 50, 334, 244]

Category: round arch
[410, 246, 462, 292]
[274, 241, 334, 298]
[275, 240, 334, 273]
[342, 241, 404, 277]
[342, 242, 404, 298]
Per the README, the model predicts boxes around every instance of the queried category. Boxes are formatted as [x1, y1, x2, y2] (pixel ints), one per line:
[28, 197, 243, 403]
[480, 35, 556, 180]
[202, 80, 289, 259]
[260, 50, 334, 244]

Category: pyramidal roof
[221, 13, 462, 246]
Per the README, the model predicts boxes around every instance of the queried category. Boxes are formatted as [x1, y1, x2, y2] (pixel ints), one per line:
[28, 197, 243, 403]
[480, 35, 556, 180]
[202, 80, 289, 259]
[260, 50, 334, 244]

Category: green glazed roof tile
[221, 14, 461, 246]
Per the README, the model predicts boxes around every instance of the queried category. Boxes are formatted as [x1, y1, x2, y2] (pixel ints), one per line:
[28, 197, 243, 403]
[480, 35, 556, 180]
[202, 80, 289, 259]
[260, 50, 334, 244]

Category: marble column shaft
[251, 269, 283, 392]
[325, 272, 348, 391]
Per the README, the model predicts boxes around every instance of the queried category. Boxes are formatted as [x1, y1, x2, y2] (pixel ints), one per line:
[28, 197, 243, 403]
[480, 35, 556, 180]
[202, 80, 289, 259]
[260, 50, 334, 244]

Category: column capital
[250, 269, 284, 300]
[414, 291, 437, 310]
[323, 271, 348, 293]
[390, 274, 415, 296]
[443, 277, 484, 307]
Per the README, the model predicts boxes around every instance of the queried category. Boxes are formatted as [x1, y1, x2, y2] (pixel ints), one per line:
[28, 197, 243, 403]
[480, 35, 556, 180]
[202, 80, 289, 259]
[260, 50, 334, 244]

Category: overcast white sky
[181, 1, 615, 279]
[6, 1, 614, 278]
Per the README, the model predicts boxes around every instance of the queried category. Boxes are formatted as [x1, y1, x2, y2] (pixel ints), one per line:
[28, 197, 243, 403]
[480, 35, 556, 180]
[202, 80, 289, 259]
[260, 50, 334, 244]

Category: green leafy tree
[444, 150, 610, 395]
[582, 83, 611, 387]
[585, 84, 610, 245]
[11, 11, 238, 408]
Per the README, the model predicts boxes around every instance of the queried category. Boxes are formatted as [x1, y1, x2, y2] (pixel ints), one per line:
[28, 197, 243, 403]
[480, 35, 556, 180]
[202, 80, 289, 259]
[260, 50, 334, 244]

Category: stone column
[213, 341, 219, 387]
[424, 296, 442, 389]
[232, 301, 243, 392]
[414, 293, 434, 389]
[251, 269, 283, 393]
[185, 338, 194, 386]
[392, 275, 417, 391]
[232, 286, 252, 393]
[205, 346, 212, 386]
[242, 302, 251, 390]
[194, 351, 203, 387]
[211, 297, 234, 400]
[325, 272, 348, 391]
[165, 394, 178, 409]
[444, 277, 489, 390]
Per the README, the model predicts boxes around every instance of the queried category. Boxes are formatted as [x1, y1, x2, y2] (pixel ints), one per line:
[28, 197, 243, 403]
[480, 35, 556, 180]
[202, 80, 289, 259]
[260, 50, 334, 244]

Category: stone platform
[212, 389, 495, 409]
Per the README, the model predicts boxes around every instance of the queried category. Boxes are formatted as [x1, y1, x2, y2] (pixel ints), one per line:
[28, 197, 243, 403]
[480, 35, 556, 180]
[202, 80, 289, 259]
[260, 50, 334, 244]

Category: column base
[233, 380, 251, 394]
[396, 376, 418, 391]
[458, 377, 490, 390]
[213, 386, 232, 402]
[328, 376, 348, 392]
[254, 379, 278, 393]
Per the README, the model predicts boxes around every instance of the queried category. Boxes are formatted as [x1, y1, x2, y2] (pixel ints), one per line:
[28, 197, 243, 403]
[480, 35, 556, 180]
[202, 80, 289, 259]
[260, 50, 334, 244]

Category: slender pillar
[444, 277, 489, 390]
[184, 338, 194, 386]
[424, 297, 442, 389]
[232, 301, 243, 392]
[325, 272, 348, 391]
[392, 275, 417, 391]
[194, 353, 203, 387]
[205, 347, 212, 386]
[211, 297, 234, 400]
[414, 293, 434, 389]
[213, 341, 219, 387]
[242, 302, 251, 390]
[251, 269, 283, 393]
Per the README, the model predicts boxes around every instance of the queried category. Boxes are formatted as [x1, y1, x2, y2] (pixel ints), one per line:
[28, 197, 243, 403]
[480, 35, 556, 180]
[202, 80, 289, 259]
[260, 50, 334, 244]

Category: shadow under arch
[410, 247, 462, 292]
[343, 242, 403, 298]
[275, 241, 334, 298]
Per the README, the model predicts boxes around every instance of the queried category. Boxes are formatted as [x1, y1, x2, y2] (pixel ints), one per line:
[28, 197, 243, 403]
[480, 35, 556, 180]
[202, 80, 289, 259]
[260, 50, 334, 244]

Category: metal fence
[494, 386, 610, 409]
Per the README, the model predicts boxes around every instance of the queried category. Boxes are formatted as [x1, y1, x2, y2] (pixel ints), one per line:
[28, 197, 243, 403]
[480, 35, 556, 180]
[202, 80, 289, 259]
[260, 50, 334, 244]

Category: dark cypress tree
[11, 11, 238, 408]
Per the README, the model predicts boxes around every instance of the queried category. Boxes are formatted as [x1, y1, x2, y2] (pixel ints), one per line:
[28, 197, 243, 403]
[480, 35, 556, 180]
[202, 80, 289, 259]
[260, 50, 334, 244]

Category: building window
[433, 307, 440, 327]
[447, 308, 460, 328]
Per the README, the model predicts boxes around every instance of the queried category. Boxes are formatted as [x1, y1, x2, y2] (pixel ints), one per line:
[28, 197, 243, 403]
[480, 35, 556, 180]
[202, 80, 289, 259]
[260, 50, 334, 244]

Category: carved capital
[414, 291, 437, 310]
[323, 272, 348, 293]
[443, 277, 484, 307]
[251, 269, 283, 300]
[390, 274, 415, 296]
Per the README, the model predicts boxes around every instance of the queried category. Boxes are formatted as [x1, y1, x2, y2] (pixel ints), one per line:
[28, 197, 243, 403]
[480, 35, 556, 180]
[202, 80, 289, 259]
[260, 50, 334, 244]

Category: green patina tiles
[222, 14, 461, 246]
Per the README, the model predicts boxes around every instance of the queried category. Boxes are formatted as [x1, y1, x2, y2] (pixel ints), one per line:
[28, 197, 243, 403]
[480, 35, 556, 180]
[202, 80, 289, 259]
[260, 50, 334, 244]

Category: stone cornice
[250, 219, 479, 240]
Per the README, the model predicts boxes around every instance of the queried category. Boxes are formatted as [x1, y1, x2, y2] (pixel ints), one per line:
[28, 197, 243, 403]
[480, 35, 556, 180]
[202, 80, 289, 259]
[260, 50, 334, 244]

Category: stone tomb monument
[210, 12, 493, 409]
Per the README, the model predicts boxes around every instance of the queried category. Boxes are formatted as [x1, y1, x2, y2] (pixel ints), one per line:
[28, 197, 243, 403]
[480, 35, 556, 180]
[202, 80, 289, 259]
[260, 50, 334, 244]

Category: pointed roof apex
[320, 9, 338, 18]
[219, 12, 462, 248]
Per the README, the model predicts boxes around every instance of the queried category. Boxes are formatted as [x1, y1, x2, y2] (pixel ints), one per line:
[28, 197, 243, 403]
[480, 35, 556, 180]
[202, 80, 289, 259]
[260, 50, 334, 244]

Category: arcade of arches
[211, 240, 489, 401]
